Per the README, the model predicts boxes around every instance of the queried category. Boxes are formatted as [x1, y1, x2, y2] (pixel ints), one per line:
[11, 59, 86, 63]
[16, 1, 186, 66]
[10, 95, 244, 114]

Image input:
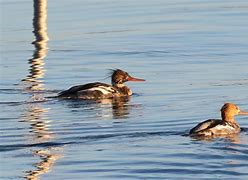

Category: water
[1, 0, 248, 179]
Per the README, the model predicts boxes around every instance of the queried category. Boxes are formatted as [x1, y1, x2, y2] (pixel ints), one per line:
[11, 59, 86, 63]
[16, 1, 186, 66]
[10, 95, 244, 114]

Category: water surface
[1, 0, 248, 179]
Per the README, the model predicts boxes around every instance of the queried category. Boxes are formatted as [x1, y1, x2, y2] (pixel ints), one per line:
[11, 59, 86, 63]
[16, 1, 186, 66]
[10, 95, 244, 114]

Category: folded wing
[58, 82, 118, 99]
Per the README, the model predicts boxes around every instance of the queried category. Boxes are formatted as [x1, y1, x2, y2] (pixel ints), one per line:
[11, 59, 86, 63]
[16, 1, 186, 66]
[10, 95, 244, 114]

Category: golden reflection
[20, 0, 62, 179]
[23, 106, 53, 143]
[23, 0, 49, 91]
[24, 148, 61, 180]
[22, 104, 62, 180]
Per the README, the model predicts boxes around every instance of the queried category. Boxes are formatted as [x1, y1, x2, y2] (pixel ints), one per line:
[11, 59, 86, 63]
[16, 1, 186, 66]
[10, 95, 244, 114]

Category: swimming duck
[58, 69, 145, 99]
[189, 103, 248, 136]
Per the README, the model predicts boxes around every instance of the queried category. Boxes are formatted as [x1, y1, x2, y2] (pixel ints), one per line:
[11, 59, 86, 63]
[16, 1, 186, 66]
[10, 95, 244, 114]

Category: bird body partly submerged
[189, 119, 240, 136]
[58, 82, 127, 99]
[58, 69, 145, 99]
[190, 103, 248, 137]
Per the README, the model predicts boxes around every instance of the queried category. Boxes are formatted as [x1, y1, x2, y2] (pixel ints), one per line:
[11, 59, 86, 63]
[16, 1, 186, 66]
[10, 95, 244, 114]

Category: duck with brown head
[58, 69, 145, 99]
[189, 103, 248, 136]
[111, 69, 145, 96]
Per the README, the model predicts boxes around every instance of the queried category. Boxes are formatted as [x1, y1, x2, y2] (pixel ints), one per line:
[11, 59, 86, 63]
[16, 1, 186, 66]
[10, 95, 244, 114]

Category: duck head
[221, 103, 248, 122]
[111, 69, 145, 87]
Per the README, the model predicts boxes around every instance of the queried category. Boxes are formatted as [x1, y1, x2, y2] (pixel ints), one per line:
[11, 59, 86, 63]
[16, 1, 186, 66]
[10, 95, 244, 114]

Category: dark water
[1, 0, 248, 179]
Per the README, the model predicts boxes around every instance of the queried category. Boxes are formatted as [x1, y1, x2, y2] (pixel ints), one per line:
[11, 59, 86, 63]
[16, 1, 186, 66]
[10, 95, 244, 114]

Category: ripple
[2, 0, 248, 179]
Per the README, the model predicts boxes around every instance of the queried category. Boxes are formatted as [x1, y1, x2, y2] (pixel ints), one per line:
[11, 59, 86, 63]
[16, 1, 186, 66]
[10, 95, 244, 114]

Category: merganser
[189, 103, 248, 136]
[58, 69, 145, 99]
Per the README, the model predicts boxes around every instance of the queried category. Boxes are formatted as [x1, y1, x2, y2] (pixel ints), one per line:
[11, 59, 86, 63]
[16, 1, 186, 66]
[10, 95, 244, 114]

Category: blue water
[1, 0, 248, 179]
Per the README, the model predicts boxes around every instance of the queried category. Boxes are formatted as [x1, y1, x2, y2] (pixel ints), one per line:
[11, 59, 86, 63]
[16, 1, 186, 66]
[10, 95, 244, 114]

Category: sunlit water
[1, 0, 248, 179]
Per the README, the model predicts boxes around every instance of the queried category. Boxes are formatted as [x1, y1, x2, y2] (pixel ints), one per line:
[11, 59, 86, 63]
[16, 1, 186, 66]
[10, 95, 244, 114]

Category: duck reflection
[115, 97, 139, 119]
[190, 133, 241, 143]
[22, 0, 49, 91]
[99, 97, 132, 119]
[62, 96, 136, 119]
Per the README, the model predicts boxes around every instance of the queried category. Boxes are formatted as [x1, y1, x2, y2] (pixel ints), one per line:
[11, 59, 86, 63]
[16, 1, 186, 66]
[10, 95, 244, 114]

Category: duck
[58, 69, 145, 99]
[189, 103, 248, 136]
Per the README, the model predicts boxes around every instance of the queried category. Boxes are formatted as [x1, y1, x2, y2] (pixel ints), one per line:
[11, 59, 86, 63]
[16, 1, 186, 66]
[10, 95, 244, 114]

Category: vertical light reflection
[21, 1, 62, 179]
[22, 104, 62, 180]
[24, 148, 61, 180]
[23, 106, 53, 143]
[23, 0, 49, 91]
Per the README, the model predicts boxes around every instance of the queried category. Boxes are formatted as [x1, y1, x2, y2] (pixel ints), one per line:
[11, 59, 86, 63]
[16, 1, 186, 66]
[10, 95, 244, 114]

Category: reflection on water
[20, 0, 62, 179]
[24, 148, 61, 180]
[190, 133, 242, 144]
[190, 127, 248, 144]
[22, 106, 53, 143]
[3, 0, 248, 179]
[22, 0, 49, 91]
[21, 104, 62, 180]
[61, 96, 135, 119]
[97, 97, 132, 119]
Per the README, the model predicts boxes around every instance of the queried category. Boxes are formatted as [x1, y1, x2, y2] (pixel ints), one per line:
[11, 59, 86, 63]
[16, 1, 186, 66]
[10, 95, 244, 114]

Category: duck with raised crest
[189, 103, 248, 136]
[58, 69, 145, 99]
